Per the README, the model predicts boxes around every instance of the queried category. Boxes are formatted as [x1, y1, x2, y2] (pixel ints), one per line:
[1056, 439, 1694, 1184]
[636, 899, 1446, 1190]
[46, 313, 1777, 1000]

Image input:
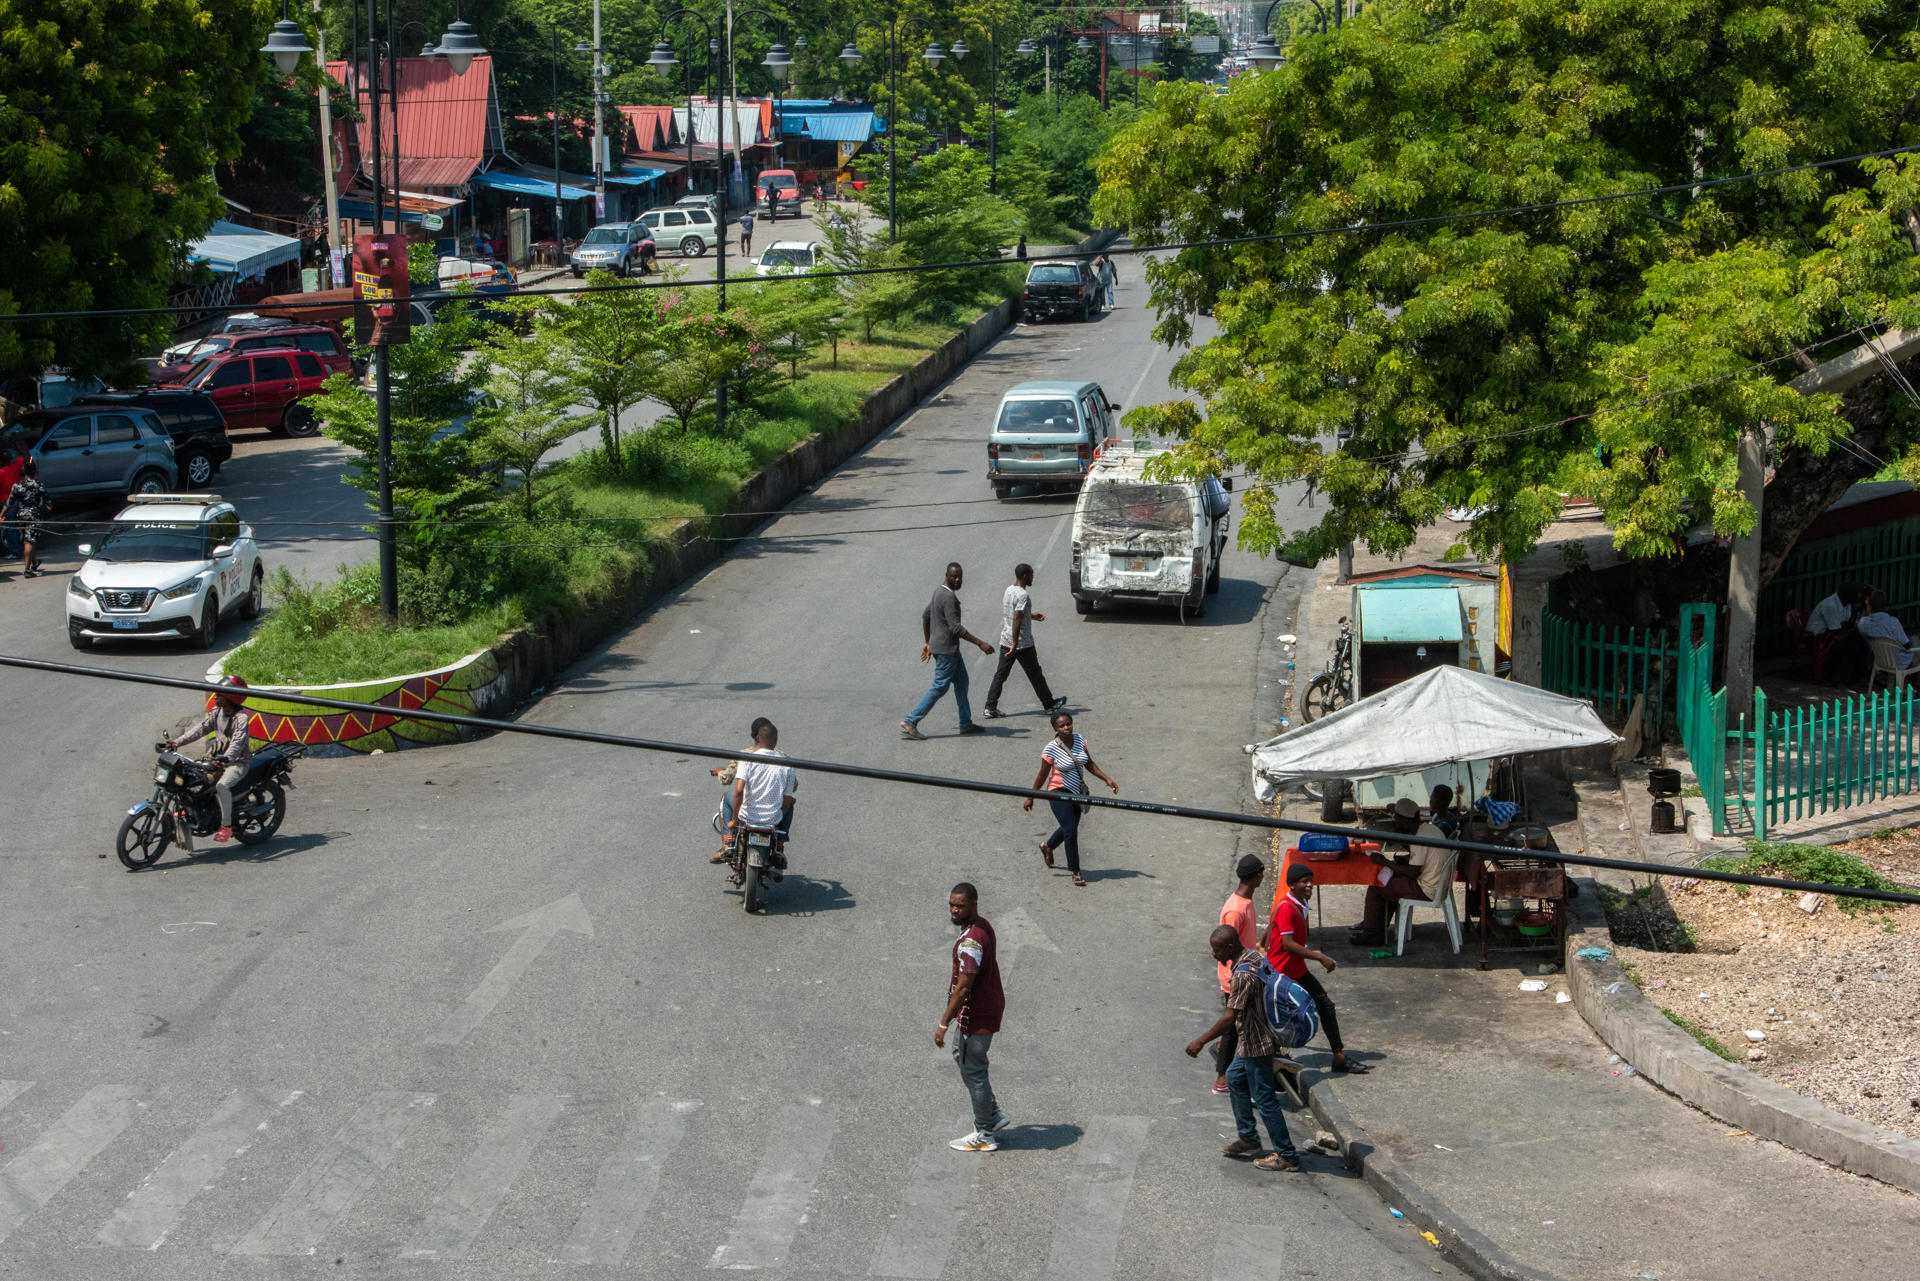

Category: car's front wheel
[67, 621, 92, 650]
[180, 448, 216, 488]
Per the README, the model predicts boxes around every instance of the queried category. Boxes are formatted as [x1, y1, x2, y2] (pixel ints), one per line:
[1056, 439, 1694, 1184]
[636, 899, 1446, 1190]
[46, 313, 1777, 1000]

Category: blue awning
[336, 198, 430, 225]
[604, 167, 667, 186]
[471, 171, 594, 201]
[185, 220, 303, 277]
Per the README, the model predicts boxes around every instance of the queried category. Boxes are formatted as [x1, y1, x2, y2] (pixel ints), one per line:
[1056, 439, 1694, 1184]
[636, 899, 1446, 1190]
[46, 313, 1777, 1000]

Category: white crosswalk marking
[560, 1097, 699, 1266]
[1211, 1224, 1287, 1280]
[868, 1120, 978, 1279]
[400, 1093, 567, 1261]
[708, 1104, 835, 1271]
[0, 1082, 33, 1116]
[1042, 1116, 1152, 1281]
[230, 1090, 435, 1257]
[97, 1088, 303, 1250]
[0, 1083, 144, 1246]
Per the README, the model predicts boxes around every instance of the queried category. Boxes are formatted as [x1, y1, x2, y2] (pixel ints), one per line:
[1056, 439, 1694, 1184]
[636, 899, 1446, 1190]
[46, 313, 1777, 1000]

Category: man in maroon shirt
[935, 882, 1008, 1151]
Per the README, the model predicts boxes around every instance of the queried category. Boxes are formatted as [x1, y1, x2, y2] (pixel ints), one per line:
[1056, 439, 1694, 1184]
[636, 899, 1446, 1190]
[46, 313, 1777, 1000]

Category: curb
[1306, 1078, 1566, 1281]
[1563, 886, 1920, 1195]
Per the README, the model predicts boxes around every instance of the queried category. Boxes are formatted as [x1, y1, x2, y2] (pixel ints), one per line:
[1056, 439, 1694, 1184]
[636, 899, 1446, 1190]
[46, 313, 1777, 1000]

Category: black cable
[7, 140, 1917, 324]
[6, 651, 1916, 908]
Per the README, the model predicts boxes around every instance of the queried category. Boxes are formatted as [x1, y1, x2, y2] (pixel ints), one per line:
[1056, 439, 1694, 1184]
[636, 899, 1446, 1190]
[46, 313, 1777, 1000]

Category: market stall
[1248, 666, 1619, 964]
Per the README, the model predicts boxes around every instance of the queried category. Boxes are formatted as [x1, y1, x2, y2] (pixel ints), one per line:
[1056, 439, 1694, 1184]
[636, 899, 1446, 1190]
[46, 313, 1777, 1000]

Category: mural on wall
[212, 649, 512, 755]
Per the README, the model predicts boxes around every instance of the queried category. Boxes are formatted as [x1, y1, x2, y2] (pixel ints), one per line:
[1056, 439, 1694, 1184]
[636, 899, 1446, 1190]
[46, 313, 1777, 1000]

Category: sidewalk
[1275, 534, 1920, 1281]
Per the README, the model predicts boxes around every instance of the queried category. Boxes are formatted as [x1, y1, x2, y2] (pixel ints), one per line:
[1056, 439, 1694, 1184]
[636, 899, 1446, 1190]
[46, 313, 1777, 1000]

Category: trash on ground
[1390, 1207, 1404, 1219]
[1602, 981, 1628, 995]
[1575, 946, 1613, 961]
[1535, 962, 1558, 974]
[1744, 1029, 1767, 1043]
[1555, 991, 1573, 1004]
[1726, 1129, 1748, 1137]
[1420, 1231, 1441, 1248]
[1433, 1144, 1452, 1151]
[1797, 891, 1823, 915]
[1518, 979, 1548, 992]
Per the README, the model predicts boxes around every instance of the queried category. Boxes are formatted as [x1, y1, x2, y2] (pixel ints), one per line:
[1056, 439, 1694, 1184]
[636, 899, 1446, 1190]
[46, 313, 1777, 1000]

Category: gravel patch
[1617, 831, 1920, 1139]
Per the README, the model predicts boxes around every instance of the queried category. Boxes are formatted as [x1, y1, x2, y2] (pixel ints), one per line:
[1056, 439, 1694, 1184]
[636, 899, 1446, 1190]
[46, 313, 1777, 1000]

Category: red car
[160, 347, 332, 436]
[152, 325, 352, 384]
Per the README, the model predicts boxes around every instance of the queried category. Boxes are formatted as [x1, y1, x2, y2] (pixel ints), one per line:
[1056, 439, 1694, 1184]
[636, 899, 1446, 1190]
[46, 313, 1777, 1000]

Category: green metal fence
[1673, 602, 1920, 838]
[1756, 514, 1920, 659]
[1675, 603, 1730, 834]
[1541, 608, 1679, 742]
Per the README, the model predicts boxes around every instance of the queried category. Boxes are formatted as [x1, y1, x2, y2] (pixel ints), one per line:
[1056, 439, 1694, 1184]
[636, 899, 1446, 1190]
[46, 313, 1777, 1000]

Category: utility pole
[313, 0, 341, 282]
[1724, 425, 1766, 724]
[726, 0, 745, 211]
[592, 0, 606, 215]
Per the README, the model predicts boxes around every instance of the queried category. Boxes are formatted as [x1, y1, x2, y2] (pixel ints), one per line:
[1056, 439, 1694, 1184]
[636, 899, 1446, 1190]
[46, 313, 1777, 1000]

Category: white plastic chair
[1865, 635, 1917, 693]
[1394, 850, 1462, 956]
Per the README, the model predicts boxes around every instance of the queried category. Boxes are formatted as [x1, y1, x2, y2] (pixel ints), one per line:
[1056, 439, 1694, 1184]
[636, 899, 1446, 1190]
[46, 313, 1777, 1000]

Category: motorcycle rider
[711, 716, 774, 863]
[728, 719, 797, 871]
[164, 676, 252, 843]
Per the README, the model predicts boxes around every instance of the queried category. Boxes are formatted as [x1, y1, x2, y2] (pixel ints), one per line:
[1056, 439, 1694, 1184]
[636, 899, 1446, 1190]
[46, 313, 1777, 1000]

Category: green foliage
[408, 240, 438, 286]
[541, 269, 660, 467]
[999, 92, 1128, 238]
[471, 318, 579, 519]
[822, 206, 917, 341]
[1662, 1010, 1740, 1063]
[739, 270, 843, 380]
[649, 300, 753, 432]
[1094, 0, 1920, 571]
[1701, 839, 1909, 914]
[0, 0, 266, 382]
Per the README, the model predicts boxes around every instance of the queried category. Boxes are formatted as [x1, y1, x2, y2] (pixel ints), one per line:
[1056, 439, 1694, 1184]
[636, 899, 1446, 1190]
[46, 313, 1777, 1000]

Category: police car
[66, 494, 264, 650]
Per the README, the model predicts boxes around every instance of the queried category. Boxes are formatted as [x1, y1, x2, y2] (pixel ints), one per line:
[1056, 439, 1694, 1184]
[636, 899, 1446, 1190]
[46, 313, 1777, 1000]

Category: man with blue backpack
[1186, 925, 1318, 1172]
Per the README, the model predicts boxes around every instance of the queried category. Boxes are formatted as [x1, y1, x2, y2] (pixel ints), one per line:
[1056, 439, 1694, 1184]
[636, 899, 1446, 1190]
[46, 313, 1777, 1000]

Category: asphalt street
[0, 270, 1462, 1280]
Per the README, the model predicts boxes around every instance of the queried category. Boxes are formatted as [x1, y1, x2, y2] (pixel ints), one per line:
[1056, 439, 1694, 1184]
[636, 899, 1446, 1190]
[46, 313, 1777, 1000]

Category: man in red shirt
[1268, 862, 1366, 1074]
[936, 882, 1009, 1151]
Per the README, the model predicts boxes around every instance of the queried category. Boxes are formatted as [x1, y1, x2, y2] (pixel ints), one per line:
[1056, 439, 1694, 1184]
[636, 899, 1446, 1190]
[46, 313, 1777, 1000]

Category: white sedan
[754, 241, 825, 276]
[67, 494, 264, 651]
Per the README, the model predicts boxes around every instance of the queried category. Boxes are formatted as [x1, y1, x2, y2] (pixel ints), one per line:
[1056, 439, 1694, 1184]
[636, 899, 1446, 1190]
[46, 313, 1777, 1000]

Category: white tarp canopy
[1246, 665, 1620, 803]
[186, 220, 302, 278]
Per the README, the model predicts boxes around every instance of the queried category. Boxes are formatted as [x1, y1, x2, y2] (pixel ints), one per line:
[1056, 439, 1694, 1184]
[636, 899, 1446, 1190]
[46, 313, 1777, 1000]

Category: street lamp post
[649, 15, 731, 436]
[1250, 0, 1330, 69]
[838, 19, 944, 241]
[945, 27, 1000, 194]
[730, 10, 794, 211]
[264, 3, 483, 624]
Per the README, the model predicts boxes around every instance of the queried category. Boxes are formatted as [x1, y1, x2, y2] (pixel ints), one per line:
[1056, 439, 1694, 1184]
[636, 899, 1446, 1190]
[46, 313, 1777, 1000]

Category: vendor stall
[1249, 665, 1619, 964]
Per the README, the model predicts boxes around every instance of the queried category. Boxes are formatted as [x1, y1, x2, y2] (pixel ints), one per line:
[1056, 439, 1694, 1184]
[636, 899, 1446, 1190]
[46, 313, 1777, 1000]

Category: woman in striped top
[1022, 711, 1119, 886]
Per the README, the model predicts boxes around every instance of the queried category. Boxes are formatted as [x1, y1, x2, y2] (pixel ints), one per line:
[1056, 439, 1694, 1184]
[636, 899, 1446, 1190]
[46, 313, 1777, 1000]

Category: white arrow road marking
[994, 904, 1060, 974]
[427, 895, 594, 1046]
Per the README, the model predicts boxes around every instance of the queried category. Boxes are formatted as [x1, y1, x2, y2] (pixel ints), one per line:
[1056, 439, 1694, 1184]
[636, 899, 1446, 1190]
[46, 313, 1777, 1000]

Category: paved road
[0, 273, 1459, 1279]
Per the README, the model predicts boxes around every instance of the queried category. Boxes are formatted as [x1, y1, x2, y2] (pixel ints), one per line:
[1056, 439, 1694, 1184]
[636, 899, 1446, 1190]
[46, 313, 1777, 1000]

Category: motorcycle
[710, 808, 785, 914]
[115, 740, 305, 871]
[1301, 615, 1355, 723]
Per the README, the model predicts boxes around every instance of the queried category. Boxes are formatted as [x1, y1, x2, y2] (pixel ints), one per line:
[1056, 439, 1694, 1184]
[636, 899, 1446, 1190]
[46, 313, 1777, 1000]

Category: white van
[1068, 441, 1233, 619]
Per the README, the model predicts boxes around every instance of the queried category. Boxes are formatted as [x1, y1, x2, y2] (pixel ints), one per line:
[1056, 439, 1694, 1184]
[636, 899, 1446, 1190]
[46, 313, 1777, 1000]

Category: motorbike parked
[115, 739, 305, 870]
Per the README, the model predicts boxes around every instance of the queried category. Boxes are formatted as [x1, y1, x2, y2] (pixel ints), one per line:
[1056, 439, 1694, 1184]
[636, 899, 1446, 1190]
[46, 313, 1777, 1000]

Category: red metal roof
[618, 106, 675, 153]
[326, 56, 500, 190]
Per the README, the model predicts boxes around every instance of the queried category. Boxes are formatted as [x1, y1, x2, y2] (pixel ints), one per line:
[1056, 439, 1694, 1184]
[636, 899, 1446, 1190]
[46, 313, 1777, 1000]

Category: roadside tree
[740, 270, 840, 380]
[0, 0, 263, 383]
[544, 269, 658, 469]
[472, 319, 578, 520]
[1095, 0, 1920, 604]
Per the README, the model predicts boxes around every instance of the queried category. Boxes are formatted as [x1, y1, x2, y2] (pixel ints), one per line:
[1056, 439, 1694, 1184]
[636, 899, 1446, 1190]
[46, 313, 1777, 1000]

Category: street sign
[1193, 34, 1220, 51]
[421, 212, 445, 231]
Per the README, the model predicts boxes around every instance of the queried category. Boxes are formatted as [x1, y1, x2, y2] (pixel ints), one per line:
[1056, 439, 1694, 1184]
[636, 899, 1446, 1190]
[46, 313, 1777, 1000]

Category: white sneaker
[949, 1130, 999, 1152]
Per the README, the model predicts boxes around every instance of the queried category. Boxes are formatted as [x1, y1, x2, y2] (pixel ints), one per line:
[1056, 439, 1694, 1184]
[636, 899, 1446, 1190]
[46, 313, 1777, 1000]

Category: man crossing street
[983, 563, 1067, 719]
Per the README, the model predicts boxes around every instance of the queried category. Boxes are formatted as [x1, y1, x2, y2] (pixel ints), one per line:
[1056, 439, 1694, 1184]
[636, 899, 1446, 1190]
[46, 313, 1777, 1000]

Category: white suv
[638, 205, 719, 257]
[67, 494, 264, 651]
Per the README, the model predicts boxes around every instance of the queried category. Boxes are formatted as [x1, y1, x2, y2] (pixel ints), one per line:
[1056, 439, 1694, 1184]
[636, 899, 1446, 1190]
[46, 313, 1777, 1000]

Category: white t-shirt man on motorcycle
[730, 720, 797, 865]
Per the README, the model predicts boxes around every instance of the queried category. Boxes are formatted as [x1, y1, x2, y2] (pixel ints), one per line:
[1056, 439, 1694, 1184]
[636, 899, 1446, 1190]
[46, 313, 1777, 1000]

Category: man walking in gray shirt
[984, 562, 1067, 718]
[902, 562, 994, 740]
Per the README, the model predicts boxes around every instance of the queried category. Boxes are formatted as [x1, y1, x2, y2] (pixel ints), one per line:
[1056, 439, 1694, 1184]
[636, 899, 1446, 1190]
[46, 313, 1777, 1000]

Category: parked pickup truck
[1020, 260, 1103, 322]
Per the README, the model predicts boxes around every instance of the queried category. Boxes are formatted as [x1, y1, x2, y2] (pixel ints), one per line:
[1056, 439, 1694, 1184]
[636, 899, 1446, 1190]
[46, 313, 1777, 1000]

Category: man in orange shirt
[1207, 854, 1265, 1094]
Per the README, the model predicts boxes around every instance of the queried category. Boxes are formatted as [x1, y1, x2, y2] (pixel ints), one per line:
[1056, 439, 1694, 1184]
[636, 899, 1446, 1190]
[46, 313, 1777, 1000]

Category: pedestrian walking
[1209, 854, 1266, 1095]
[1021, 711, 1118, 887]
[1096, 253, 1117, 307]
[1187, 925, 1302, 1172]
[937, 881, 1009, 1151]
[983, 563, 1067, 719]
[10, 458, 48, 577]
[902, 562, 994, 740]
[740, 209, 756, 256]
[1268, 861, 1367, 1074]
[1015, 234, 1027, 261]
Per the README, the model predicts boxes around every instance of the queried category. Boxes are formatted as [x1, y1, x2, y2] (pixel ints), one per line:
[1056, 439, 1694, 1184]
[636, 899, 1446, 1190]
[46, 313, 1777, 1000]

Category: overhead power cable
[5, 652, 1916, 909]
[4, 141, 1916, 325]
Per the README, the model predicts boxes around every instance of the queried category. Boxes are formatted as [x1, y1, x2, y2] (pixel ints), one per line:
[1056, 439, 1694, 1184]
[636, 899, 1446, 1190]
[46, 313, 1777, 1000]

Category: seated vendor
[1856, 590, 1914, 669]
[1351, 798, 1450, 946]
[1426, 784, 1461, 838]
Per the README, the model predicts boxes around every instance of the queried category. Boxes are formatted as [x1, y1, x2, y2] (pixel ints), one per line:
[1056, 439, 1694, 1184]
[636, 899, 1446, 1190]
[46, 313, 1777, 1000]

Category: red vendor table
[1272, 844, 1382, 929]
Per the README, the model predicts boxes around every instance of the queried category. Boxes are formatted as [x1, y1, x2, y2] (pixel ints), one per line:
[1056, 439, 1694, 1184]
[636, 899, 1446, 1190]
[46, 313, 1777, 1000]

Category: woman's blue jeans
[1045, 789, 1084, 873]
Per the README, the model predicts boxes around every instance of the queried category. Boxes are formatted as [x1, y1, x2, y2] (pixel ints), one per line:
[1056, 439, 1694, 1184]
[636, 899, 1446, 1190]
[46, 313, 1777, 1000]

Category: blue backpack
[1238, 956, 1321, 1049]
